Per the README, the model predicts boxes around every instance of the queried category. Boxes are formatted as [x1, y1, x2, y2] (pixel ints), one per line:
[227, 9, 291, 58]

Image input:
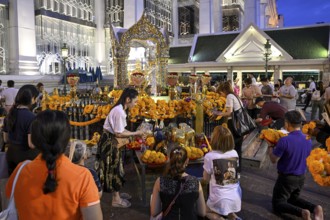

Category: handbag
[0, 160, 30, 220]
[150, 179, 187, 220]
[231, 95, 256, 137]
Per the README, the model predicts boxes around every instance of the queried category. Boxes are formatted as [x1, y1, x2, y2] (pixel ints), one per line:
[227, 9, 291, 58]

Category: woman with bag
[5, 110, 102, 220]
[311, 81, 325, 120]
[150, 147, 206, 220]
[96, 87, 144, 208]
[203, 125, 242, 220]
[3, 85, 39, 175]
[212, 81, 247, 170]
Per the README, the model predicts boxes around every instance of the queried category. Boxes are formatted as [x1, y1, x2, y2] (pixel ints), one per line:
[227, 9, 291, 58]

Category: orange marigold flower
[326, 137, 330, 150]
[302, 124, 309, 134]
[309, 160, 325, 174]
[325, 164, 330, 175]
[323, 176, 330, 186]
[313, 174, 325, 186]
[309, 121, 316, 129]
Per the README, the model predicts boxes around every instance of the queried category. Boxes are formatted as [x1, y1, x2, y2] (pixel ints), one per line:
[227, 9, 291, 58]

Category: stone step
[242, 129, 268, 168]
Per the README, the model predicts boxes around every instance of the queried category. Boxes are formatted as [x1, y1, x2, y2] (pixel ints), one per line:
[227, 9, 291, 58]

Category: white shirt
[251, 77, 257, 85]
[279, 85, 297, 111]
[203, 150, 242, 216]
[225, 94, 243, 111]
[2, 87, 19, 106]
[103, 104, 127, 134]
[309, 81, 316, 91]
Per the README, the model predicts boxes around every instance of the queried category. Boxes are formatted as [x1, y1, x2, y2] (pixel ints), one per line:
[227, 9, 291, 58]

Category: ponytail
[31, 110, 71, 194]
[165, 147, 188, 179]
[6, 104, 18, 132]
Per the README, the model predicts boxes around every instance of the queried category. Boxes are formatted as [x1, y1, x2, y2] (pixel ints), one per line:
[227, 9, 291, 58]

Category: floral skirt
[95, 131, 124, 193]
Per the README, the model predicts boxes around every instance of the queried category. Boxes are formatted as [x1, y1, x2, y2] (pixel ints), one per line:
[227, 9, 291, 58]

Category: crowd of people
[0, 75, 328, 220]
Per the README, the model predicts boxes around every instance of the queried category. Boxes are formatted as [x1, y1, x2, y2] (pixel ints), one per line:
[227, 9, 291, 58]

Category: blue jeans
[311, 100, 324, 120]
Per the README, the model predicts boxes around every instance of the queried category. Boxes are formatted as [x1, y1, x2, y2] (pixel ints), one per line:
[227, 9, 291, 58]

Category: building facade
[0, 0, 280, 77]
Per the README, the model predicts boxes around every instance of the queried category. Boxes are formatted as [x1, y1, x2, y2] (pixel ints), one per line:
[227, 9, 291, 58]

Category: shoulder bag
[0, 160, 30, 220]
[150, 178, 187, 220]
[107, 116, 129, 148]
[231, 95, 256, 137]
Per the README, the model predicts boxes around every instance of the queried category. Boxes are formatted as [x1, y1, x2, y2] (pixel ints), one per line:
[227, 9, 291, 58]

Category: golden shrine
[108, 12, 169, 92]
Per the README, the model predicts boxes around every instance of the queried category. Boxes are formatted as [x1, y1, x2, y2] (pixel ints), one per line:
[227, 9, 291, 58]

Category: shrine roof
[169, 46, 192, 64]
[265, 25, 330, 59]
[189, 25, 330, 62]
[192, 33, 238, 62]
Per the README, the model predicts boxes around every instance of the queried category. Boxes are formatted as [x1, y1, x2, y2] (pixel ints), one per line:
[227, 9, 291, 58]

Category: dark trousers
[272, 173, 316, 217]
[227, 119, 243, 171]
[303, 93, 312, 110]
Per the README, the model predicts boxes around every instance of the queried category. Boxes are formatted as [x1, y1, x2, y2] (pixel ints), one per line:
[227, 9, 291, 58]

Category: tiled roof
[170, 25, 330, 63]
[168, 46, 191, 64]
[265, 26, 330, 59]
[192, 33, 238, 62]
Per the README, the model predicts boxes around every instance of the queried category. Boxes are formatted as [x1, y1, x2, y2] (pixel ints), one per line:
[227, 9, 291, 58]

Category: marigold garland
[302, 121, 316, 140]
[259, 128, 287, 144]
[69, 117, 101, 127]
[307, 147, 330, 186]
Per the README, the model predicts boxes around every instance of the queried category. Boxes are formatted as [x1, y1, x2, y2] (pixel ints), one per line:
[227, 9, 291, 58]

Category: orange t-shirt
[6, 154, 100, 220]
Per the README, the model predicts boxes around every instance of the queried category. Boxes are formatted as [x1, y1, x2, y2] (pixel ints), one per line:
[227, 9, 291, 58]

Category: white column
[199, 0, 211, 34]
[227, 66, 233, 82]
[273, 65, 280, 83]
[124, 0, 144, 29]
[8, 0, 38, 75]
[212, 0, 222, 33]
[243, 0, 257, 29]
[259, 0, 267, 29]
[237, 71, 242, 96]
[94, 0, 106, 72]
[172, 0, 179, 46]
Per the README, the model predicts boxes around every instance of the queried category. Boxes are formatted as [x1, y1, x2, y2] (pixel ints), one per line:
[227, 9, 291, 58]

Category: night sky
[277, 0, 330, 27]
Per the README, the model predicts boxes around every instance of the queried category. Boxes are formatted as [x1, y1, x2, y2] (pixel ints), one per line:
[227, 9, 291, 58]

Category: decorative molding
[217, 23, 293, 63]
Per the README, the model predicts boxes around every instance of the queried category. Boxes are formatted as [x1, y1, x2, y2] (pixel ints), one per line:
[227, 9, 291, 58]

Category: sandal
[112, 199, 131, 208]
[120, 192, 132, 200]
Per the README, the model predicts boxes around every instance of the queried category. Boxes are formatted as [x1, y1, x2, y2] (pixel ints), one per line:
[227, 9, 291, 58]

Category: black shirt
[160, 175, 199, 220]
[3, 108, 35, 149]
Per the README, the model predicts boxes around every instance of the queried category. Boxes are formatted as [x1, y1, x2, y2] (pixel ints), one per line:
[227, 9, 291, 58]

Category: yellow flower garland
[70, 117, 102, 127]
[302, 121, 316, 140]
[307, 147, 330, 186]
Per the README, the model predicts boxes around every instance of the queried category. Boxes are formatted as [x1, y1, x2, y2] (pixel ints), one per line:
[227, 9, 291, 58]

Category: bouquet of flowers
[259, 128, 287, 144]
[167, 72, 179, 87]
[307, 147, 330, 186]
[189, 74, 198, 84]
[201, 73, 212, 85]
[131, 72, 145, 87]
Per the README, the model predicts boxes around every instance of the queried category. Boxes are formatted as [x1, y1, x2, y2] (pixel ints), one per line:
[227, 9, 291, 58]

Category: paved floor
[100, 107, 330, 220]
[100, 158, 330, 220]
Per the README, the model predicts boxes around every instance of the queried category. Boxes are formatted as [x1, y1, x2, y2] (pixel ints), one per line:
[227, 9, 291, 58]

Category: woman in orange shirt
[6, 110, 102, 220]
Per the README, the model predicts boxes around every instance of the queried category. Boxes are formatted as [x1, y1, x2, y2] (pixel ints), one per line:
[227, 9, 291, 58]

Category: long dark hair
[111, 87, 138, 110]
[6, 84, 39, 132]
[165, 146, 188, 180]
[31, 110, 71, 194]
